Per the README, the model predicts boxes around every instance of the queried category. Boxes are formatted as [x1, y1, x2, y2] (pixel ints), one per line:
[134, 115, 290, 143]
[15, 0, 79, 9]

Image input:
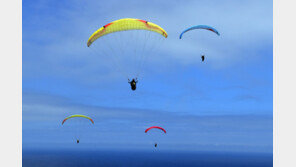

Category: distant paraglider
[180, 25, 219, 63]
[62, 114, 94, 144]
[145, 126, 166, 148]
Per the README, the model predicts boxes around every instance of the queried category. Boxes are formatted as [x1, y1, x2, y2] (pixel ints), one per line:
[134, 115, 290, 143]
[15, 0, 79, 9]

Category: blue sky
[23, 0, 273, 153]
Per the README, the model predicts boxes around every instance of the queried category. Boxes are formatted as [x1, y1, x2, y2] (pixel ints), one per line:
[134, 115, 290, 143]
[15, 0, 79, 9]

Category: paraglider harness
[201, 55, 205, 62]
[128, 78, 138, 91]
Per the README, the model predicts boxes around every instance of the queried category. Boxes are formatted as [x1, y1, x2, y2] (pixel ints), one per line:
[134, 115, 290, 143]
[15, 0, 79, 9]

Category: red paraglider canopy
[145, 126, 166, 133]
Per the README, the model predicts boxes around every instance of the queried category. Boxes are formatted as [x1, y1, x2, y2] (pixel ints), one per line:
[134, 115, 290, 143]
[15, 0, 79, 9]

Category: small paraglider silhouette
[62, 114, 94, 145]
[128, 78, 138, 91]
[179, 25, 220, 65]
[145, 126, 166, 148]
[201, 55, 205, 62]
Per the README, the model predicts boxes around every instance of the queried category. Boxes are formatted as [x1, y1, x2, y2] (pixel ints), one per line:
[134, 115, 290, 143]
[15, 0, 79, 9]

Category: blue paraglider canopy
[179, 25, 220, 39]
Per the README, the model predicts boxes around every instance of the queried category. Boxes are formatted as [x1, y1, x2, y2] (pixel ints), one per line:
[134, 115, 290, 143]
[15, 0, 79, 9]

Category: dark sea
[23, 150, 273, 167]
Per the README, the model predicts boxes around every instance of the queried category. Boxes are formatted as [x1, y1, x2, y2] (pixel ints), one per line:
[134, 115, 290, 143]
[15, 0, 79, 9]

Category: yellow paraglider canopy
[87, 18, 168, 47]
[62, 114, 94, 125]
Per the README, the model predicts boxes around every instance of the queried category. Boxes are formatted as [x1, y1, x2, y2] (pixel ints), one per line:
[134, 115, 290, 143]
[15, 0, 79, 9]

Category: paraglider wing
[179, 25, 220, 39]
[62, 114, 94, 125]
[87, 18, 168, 47]
[145, 126, 166, 133]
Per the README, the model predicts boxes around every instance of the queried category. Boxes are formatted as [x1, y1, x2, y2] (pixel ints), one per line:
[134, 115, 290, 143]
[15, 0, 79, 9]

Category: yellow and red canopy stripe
[87, 18, 168, 47]
[62, 114, 94, 125]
